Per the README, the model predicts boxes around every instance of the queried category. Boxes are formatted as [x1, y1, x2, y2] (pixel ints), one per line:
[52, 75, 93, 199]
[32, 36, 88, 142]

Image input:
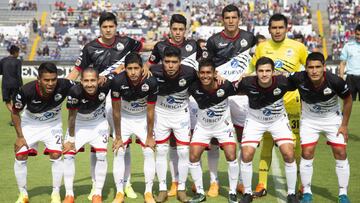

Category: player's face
[223, 11, 240, 33]
[163, 56, 181, 78]
[306, 60, 325, 84]
[38, 72, 58, 95]
[256, 64, 273, 86]
[198, 66, 215, 86]
[100, 20, 117, 41]
[81, 71, 99, 95]
[355, 30, 360, 43]
[126, 63, 143, 82]
[269, 20, 287, 42]
[170, 22, 186, 44]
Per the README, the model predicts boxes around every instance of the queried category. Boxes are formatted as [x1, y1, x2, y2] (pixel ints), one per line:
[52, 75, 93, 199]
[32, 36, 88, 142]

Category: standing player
[203, 4, 256, 195]
[287, 53, 352, 203]
[63, 68, 111, 203]
[188, 59, 239, 203]
[151, 46, 197, 202]
[66, 12, 142, 199]
[144, 13, 202, 196]
[238, 57, 298, 203]
[12, 62, 74, 203]
[250, 13, 308, 197]
[111, 53, 158, 203]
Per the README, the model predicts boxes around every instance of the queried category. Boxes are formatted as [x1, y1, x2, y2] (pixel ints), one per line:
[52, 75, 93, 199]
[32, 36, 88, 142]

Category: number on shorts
[55, 135, 61, 145]
[291, 120, 299, 129]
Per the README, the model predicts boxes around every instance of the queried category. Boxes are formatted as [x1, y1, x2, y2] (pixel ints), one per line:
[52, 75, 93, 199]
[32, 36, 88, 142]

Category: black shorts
[2, 87, 18, 102]
[346, 74, 360, 101]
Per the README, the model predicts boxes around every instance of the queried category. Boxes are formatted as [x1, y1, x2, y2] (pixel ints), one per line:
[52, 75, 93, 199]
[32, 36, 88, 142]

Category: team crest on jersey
[14, 102, 23, 109]
[75, 59, 81, 66]
[323, 87, 332, 95]
[286, 49, 294, 57]
[273, 88, 281, 96]
[54, 94, 62, 101]
[202, 51, 208, 58]
[141, 83, 149, 92]
[98, 92, 106, 101]
[150, 54, 156, 62]
[116, 43, 124, 51]
[185, 44, 193, 52]
[240, 39, 248, 47]
[179, 78, 187, 87]
[112, 91, 120, 98]
[217, 89, 225, 97]
[16, 94, 21, 101]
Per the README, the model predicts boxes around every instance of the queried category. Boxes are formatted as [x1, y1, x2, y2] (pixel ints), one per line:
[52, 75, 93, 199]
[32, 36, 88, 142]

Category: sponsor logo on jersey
[265, 50, 274, 54]
[98, 92, 106, 101]
[82, 99, 88, 103]
[166, 96, 175, 104]
[217, 89, 225, 97]
[195, 90, 204, 95]
[286, 49, 293, 57]
[323, 87, 332, 95]
[156, 78, 165, 82]
[179, 78, 187, 87]
[312, 105, 321, 112]
[230, 58, 240, 68]
[249, 90, 259, 94]
[112, 91, 120, 98]
[94, 50, 104, 54]
[299, 85, 309, 91]
[185, 44, 193, 52]
[141, 83, 149, 92]
[274, 60, 283, 69]
[273, 88, 281, 96]
[54, 94, 62, 102]
[262, 108, 272, 116]
[117, 43, 124, 51]
[218, 42, 228, 47]
[121, 85, 129, 89]
[150, 54, 156, 62]
[131, 102, 140, 108]
[31, 99, 42, 104]
[207, 110, 215, 117]
[240, 39, 248, 47]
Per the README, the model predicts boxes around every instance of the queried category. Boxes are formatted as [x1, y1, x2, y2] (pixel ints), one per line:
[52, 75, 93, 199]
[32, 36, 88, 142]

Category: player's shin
[336, 159, 350, 196]
[240, 160, 253, 194]
[90, 152, 96, 184]
[94, 152, 107, 196]
[124, 146, 131, 186]
[285, 161, 297, 195]
[208, 146, 219, 183]
[113, 148, 126, 193]
[300, 157, 313, 194]
[14, 159, 28, 195]
[63, 154, 75, 196]
[156, 144, 169, 191]
[143, 147, 155, 193]
[50, 157, 63, 194]
[169, 146, 179, 182]
[228, 160, 239, 194]
[176, 145, 189, 191]
[189, 161, 204, 194]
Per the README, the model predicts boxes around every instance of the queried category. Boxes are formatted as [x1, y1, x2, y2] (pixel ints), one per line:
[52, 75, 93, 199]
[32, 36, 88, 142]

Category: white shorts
[300, 115, 346, 147]
[121, 114, 151, 147]
[241, 114, 294, 148]
[189, 96, 198, 130]
[191, 121, 236, 147]
[105, 96, 114, 135]
[16, 122, 63, 156]
[154, 108, 191, 145]
[229, 95, 249, 128]
[64, 119, 109, 155]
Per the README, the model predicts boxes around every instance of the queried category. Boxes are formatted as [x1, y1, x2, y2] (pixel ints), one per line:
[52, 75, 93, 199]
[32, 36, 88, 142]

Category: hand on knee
[15, 154, 28, 161]
[49, 152, 62, 160]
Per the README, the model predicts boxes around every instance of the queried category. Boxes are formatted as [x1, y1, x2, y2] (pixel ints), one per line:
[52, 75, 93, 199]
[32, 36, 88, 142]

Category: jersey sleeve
[339, 43, 348, 61]
[66, 87, 80, 110]
[75, 45, 91, 71]
[224, 80, 237, 96]
[12, 88, 26, 112]
[204, 38, 215, 60]
[286, 73, 299, 91]
[196, 42, 203, 60]
[332, 74, 351, 99]
[129, 37, 143, 52]
[148, 42, 161, 64]
[110, 77, 122, 101]
[299, 44, 308, 66]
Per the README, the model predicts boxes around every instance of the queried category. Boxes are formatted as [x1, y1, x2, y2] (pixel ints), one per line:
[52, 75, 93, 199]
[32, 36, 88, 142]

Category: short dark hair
[163, 46, 181, 60]
[38, 62, 58, 77]
[306, 52, 325, 66]
[198, 58, 215, 72]
[269, 13, 288, 28]
[170, 14, 187, 27]
[255, 34, 266, 43]
[98, 12, 117, 27]
[125, 52, 143, 67]
[9, 45, 20, 55]
[255, 57, 275, 71]
[355, 24, 360, 32]
[81, 68, 99, 78]
[222, 4, 240, 18]
[293, 34, 304, 43]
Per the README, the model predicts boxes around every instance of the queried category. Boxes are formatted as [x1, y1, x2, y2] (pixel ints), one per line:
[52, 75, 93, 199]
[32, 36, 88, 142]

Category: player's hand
[98, 76, 107, 86]
[62, 141, 75, 154]
[14, 137, 28, 153]
[145, 136, 156, 151]
[142, 66, 153, 80]
[112, 137, 124, 154]
[337, 125, 349, 143]
[215, 71, 225, 85]
[112, 64, 125, 75]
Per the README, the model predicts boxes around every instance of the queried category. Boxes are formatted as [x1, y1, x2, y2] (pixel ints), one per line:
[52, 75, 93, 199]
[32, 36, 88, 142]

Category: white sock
[228, 160, 239, 194]
[285, 161, 297, 195]
[113, 148, 126, 193]
[94, 152, 107, 196]
[169, 146, 179, 183]
[90, 152, 96, 185]
[177, 145, 189, 191]
[50, 157, 63, 194]
[237, 150, 243, 184]
[300, 158, 313, 194]
[240, 160, 252, 194]
[156, 144, 169, 191]
[189, 161, 204, 194]
[63, 155, 75, 196]
[124, 146, 131, 187]
[207, 146, 219, 183]
[336, 159, 350, 196]
[14, 159, 28, 195]
[143, 147, 155, 193]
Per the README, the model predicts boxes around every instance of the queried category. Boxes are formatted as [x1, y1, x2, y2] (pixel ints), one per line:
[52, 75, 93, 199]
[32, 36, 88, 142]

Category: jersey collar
[167, 38, 185, 47]
[220, 29, 241, 41]
[96, 37, 116, 48]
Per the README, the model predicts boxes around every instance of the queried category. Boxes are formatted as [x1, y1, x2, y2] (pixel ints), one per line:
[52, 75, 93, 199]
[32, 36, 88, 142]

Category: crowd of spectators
[8, 0, 37, 11]
[328, 0, 360, 60]
[0, 24, 30, 59]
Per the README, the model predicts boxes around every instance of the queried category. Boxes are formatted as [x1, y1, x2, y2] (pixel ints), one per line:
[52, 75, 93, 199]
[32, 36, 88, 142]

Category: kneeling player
[111, 53, 158, 203]
[12, 62, 74, 203]
[237, 57, 298, 203]
[63, 68, 110, 203]
[287, 52, 352, 203]
[188, 59, 239, 203]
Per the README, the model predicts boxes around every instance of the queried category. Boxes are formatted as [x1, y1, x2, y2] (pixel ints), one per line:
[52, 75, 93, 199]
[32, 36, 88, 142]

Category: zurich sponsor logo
[207, 110, 215, 118]
[274, 60, 283, 69]
[230, 59, 239, 68]
[166, 96, 175, 104]
[131, 102, 140, 108]
[312, 105, 321, 112]
[262, 108, 272, 116]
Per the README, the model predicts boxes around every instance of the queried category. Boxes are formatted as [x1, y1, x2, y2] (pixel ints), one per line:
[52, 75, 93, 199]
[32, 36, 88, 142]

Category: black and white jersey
[237, 75, 296, 122]
[111, 72, 158, 116]
[189, 80, 236, 127]
[66, 82, 110, 122]
[75, 36, 142, 76]
[288, 71, 351, 118]
[12, 79, 74, 123]
[148, 39, 202, 70]
[204, 30, 256, 81]
[150, 64, 197, 113]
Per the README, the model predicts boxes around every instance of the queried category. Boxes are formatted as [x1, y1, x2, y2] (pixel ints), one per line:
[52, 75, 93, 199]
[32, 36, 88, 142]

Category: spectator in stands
[32, 18, 38, 33]
[43, 45, 49, 56]
[67, 6, 74, 16]
[0, 45, 22, 126]
[36, 47, 42, 56]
